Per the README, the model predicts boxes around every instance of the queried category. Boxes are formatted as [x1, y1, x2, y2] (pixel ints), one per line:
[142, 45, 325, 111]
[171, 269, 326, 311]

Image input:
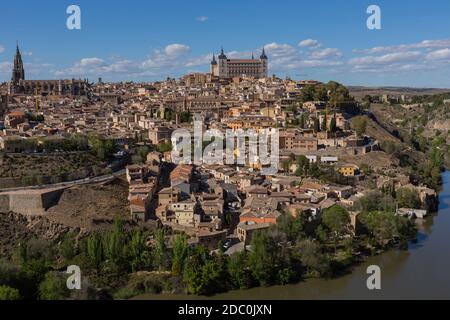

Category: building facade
[8, 44, 89, 96]
[211, 48, 268, 78]
[0, 94, 7, 117]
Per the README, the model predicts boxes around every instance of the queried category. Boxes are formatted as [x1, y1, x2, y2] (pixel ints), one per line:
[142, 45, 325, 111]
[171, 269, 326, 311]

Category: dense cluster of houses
[1, 73, 438, 252]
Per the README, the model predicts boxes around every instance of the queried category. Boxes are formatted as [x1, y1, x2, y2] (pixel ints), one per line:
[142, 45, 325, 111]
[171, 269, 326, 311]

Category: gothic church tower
[12, 43, 25, 84]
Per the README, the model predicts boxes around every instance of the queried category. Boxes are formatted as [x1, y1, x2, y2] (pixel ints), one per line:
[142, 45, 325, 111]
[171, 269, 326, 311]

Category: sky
[1, 0, 450, 87]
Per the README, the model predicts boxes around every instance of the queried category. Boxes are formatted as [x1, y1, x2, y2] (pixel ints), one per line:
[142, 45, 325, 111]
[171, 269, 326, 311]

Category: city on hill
[0, 42, 449, 300]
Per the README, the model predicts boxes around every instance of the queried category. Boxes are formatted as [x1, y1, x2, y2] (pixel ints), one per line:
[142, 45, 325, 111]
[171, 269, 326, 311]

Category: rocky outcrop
[0, 212, 76, 258]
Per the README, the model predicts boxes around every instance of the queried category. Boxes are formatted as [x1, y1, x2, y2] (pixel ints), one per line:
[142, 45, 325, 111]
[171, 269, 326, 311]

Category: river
[136, 170, 450, 300]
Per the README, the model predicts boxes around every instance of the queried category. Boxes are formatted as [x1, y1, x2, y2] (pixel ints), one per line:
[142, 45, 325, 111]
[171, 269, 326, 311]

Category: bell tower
[218, 47, 228, 78]
[260, 47, 268, 78]
[210, 53, 218, 76]
[12, 43, 25, 84]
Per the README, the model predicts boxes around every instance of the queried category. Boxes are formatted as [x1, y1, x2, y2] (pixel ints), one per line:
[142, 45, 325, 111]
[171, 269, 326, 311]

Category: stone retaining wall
[0, 187, 66, 216]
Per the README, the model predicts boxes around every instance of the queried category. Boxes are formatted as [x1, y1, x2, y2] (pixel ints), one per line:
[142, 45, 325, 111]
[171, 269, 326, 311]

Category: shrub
[0, 285, 21, 300]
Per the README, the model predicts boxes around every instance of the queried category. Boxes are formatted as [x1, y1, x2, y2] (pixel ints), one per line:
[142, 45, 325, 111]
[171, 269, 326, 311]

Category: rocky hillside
[0, 212, 73, 258]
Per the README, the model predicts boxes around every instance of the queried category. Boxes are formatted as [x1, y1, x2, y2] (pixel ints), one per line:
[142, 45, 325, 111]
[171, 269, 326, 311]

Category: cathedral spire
[12, 42, 25, 83]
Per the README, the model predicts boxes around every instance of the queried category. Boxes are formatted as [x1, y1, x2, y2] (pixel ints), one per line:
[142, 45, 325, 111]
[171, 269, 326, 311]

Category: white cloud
[1, 60, 53, 77]
[349, 51, 422, 66]
[349, 39, 450, 75]
[264, 42, 296, 57]
[310, 48, 342, 59]
[164, 44, 190, 56]
[14, 38, 450, 82]
[298, 39, 320, 48]
[354, 39, 450, 54]
[196, 16, 208, 22]
[79, 57, 105, 67]
[55, 57, 141, 77]
[0, 61, 11, 73]
[0, 45, 5, 54]
[185, 53, 213, 68]
[56, 44, 207, 79]
[426, 48, 450, 61]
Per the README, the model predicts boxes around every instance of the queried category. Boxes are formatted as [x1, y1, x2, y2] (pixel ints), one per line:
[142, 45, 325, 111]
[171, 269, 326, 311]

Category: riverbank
[134, 171, 450, 300]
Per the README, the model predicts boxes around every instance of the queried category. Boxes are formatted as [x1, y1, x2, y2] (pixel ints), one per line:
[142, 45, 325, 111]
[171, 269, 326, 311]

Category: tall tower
[260, 47, 268, 78]
[218, 47, 228, 78]
[12, 43, 25, 84]
[210, 53, 218, 76]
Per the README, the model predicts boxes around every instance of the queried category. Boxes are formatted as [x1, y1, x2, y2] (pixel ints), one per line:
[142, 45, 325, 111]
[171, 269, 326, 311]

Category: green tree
[59, 232, 77, 262]
[321, 206, 350, 253]
[327, 81, 353, 108]
[86, 233, 103, 272]
[359, 211, 415, 246]
[295, 155, 310, 177]
[248, 231, 276, 286]
[88, 135, 117, 161]
[137, 146, 151, 161]
[103, 218, 126, 271]
[315, 225, 328, 243]
[281, 159, 292, 173]
[171, 234, 188, 276]
[0, 285, 21, 300]
[354, 190, 395, 213]
[153, 229, 168, 270]
[329, 113, 337, 133]
[163, 108, 175, 121]
[299, 113, 307, 129]
[180, 111, 193, 123]
[248, 230, 294, 286]
[183, 247, 227, 295]
[129, 230, 148, 272]
[314, 84, 328, 101]
[15, 239, 54, 300]
[276, 213, 306, 242]
[396, 188, 421, 209]
[322, 112, 328, 132]
[156, 141, 172, 153]
[38, 272, 70, 300]
[301, 85, 315, 102]
[309, 162, 322, 179]
[227, 252, 253, 290]
[351, 116, 368, 138]
[313, 118, 320, 132]
[296, 239, 330, 277]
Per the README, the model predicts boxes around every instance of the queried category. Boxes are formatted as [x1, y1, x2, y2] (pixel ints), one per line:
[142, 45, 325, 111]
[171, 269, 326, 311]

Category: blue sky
[1, 0, 450, 87]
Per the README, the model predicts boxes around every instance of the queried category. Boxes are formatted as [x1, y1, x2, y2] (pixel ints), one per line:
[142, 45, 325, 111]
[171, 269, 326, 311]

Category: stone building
[8, 44, 90, 96]
[0, 94, 7, 117]
[211, 47, 268, 78]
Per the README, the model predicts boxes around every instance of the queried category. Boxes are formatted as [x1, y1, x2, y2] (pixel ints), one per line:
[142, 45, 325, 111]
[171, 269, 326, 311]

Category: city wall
[0, 187, 66, 216]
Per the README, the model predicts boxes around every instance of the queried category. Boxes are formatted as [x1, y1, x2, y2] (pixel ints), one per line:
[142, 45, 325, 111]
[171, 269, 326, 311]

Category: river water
[136, 171, 450, 300]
